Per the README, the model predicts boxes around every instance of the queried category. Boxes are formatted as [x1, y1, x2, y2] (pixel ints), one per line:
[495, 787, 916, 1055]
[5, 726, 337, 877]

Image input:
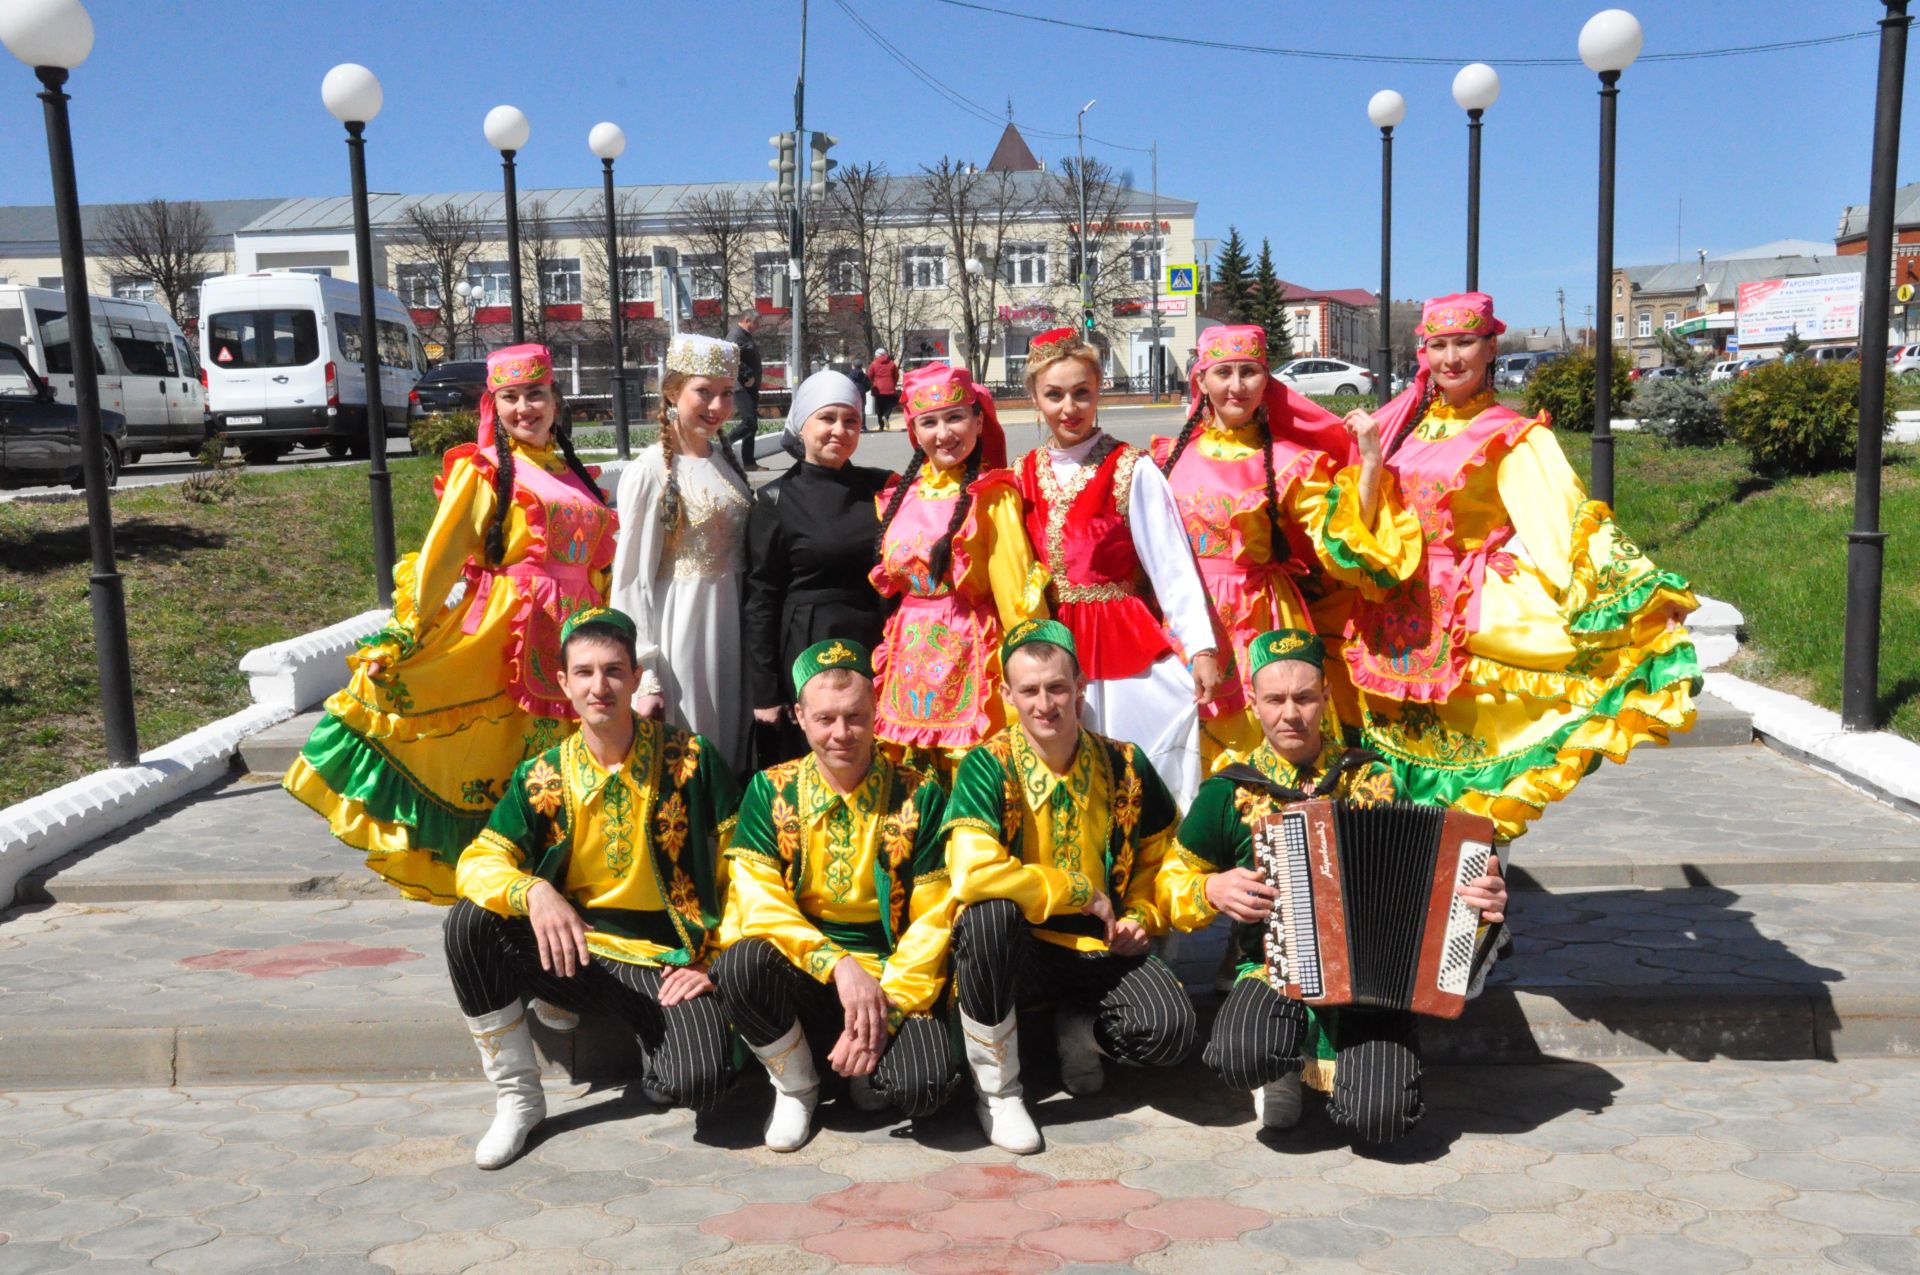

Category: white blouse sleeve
[610, 454, 667, 695]
[1126, 457, 1216, 658]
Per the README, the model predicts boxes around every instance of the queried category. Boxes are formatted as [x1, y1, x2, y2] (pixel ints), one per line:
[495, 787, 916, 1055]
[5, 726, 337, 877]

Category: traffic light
[767, 132, 796, 203]
[1082, 305, 1096, 335]
[808, 131, 838, 199]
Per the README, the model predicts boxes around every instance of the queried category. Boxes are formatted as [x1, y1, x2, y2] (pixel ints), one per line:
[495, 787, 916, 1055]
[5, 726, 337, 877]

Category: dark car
[0, 341, 127, 489]
[409, 360, 487, 420]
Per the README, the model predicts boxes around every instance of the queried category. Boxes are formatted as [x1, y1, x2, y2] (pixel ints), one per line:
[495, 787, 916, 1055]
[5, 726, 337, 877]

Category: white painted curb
[238, 608, 387, 713]
[1706, 672, 1920, 819]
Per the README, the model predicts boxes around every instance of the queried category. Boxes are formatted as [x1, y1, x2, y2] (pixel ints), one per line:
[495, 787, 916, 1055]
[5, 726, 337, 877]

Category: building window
[289, 266, 333, 278]
[1663, 309, 1679, 329]
[1613, 313, 1626, 339]
[826, 248, 861, 296]
[1130, 236, 1166, 283]
[36, 276, 64, 289]
[1636, 310, 1652, 338]
[902, 327, 950, 365]
[1068, 243, 1101, 286]
[393, 264, 439, 309]
[1614, 282, 1623, 300]
[685, 253, 723, 301]
[1000, 242, 1048, 288]
[902, 245, 945, 291]
[753, 250, 786, 300]
[109, 276, 156, 302]
[467, 260, 512, 306]
[1292, 310, 1311, 347]
[620, 253, 655, 302]
[539, 258, 582, 305]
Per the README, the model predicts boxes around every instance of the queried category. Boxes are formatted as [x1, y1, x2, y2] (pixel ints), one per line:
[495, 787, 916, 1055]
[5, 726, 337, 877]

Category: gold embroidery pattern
[654, 793, 690, 860]
[470, 1011, 526, 1059]
[523, 758, 564, 817]
[822, 802, 858, 902]
[1113, 447, 1141, 528]
[961, 1018, 1011, 1067]
[663, 733, 702, 787]
[601, 772, 635, 879]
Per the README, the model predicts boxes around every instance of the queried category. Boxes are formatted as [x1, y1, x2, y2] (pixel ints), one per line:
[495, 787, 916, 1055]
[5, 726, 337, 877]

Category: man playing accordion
[1161, 629, 1506, 1145]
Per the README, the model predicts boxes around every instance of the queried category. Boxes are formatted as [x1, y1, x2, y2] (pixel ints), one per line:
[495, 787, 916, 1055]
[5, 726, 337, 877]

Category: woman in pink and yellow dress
[1344, 293, 1699, 840]
[1151, 324, 1419, 761]
[869, 363, 1043, 780]
[285, 344, 617, 902]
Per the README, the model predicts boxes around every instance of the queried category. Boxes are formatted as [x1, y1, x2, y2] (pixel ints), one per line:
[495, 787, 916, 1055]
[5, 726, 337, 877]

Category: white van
[0, 284, 206, 462]
[199, 272, 425, 464]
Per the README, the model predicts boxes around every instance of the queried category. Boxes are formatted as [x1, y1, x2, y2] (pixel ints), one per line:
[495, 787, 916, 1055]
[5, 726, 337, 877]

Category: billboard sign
[1735, 272, 1863, 346]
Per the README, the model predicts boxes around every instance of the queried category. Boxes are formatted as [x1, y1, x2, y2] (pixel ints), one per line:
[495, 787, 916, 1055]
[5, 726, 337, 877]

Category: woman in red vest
[1015, 328, 1221, 802]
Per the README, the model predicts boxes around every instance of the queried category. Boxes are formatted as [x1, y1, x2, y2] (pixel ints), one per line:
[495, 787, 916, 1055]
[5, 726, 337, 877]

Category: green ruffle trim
[1319, 479, 1401, 592]
[1382, 642, 1702, 810]
[356, 624, 417, 660]
[297, 714, 489, 860]
[1568, 568, 1694, 636]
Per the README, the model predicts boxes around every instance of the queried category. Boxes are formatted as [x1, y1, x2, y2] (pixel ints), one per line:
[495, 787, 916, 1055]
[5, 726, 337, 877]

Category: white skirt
[1081, 654, 1201, 807]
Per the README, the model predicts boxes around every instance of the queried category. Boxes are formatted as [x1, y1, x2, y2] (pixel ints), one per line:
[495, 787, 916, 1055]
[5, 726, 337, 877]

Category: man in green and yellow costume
[442, 607, 739, 1169]
[713, 639, 960, 1152]
[1161, 627, 1506, 1145]
[943, 620, 1195, 1155]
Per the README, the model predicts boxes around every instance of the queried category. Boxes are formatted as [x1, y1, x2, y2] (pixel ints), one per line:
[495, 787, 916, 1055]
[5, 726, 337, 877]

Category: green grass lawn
[1560, 432, 1920, 742]
[3, 429, 1916, 808]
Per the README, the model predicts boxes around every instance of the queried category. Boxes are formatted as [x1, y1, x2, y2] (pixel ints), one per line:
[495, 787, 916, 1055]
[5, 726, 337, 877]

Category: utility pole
[1077, 100, 1097, 342]
[1149, 140, 1161, 400]
[1557, 287, 1570, 351]
[789, 0, 808, 386]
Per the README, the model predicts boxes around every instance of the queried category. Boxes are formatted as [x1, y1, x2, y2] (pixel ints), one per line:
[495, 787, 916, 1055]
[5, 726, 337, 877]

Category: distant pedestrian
[868, 347, 900, 430]
[727, 310, 764, 471]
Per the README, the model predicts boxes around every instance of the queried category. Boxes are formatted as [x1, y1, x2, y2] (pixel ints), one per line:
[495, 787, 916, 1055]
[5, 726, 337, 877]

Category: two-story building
[1611, 240, 1863, 365]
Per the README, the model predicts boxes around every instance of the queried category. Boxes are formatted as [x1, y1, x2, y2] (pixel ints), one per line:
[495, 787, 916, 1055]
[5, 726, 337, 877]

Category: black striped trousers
[1202, 975, 1424, 1144]
[443, 899, 732, 1111]
[711, 938, 959, 1119]
[951, 898, 1196, 1068]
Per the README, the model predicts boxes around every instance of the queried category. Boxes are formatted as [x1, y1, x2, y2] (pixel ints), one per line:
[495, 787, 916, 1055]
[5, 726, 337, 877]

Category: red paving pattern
[178, 940, 424, 978]
[701, 1162, 1268, 1270]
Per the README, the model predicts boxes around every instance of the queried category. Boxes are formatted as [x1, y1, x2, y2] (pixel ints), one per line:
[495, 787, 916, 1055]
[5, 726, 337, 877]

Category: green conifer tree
[1253, 238, 1292, 366]
[1212, 227, 1254, 323]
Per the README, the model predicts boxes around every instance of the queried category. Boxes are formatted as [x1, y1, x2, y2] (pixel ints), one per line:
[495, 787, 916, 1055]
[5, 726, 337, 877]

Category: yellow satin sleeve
[1117, 828, 1176, 935]
[1156, 843, 1222, 934]
[1290, 458, 1422, 599]
[454, 828, 540, 917]
[720, 850, 849, 983]
[970, 484, 1049, 630]
[878, 872, 955, 1016]
[1494, 428, 1582, 595]
[948, 825, 1093, 924]
[359, 460, 496, 666]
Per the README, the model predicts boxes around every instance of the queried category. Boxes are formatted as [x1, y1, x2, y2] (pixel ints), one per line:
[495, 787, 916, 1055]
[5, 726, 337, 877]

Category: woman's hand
[632, 693, 666, 721]
[362, 660, 386, 681]
[1344, 408, 1386, 526]
[753, 705, 787, 725]
[1190, 650, 1226, 706]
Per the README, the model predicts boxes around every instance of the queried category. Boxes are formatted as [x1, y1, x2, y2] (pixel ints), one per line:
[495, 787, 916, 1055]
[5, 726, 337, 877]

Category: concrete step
[1, 880, 1912, 1087]
[237, 709, 322, 779]
[1669, 692, 1753, 748]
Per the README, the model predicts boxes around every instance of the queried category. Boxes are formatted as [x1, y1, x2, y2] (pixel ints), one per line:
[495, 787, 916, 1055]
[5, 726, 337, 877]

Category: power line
[928, 0, 1877, 68]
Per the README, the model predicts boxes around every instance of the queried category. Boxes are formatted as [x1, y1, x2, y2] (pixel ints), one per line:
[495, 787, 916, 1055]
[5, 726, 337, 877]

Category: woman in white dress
[610, 333, 753, 774]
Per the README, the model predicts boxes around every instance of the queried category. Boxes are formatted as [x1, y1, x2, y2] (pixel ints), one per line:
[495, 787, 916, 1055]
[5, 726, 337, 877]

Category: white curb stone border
[1706, 673, 1920, 819]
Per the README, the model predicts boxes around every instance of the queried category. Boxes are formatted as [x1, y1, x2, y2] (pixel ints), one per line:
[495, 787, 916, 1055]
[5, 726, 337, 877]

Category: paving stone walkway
[4, 1057, 1919, 1272]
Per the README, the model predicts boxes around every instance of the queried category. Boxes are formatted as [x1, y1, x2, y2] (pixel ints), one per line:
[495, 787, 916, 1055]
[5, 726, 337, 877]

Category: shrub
[1524, 349, 1634, 434]
[1723, 359, 1886, 475]
[409, 410, 479, 458]
[196, 432, 229, 469]
[180, 468, 241, 505]
[1636, 378, 1726, 446]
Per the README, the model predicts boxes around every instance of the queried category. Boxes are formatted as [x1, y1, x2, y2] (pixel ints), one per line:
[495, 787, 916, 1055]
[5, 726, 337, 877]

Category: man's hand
[753, 705, 787, 725]
[658, 964, 713, 1007]
[632, 693, 666, 721]
[1190, 650, 1226, 706]
[828, 955, 890, 1078]
[526, 880, 590, 978]
[1205, 867, 1278, 924]
[1455, 854, 1507, 924]
[1081, 890, 1117, 942]
[1109, 917, 1150, 957]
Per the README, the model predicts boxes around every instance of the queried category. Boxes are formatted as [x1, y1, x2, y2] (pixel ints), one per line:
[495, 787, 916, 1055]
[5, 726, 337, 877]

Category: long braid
[926, 449, 982, 585]
[1157, 398, 1209, 476]
[710, 423, 749, 487]
[656, 389, 684, 531]
[551, 399, 609, 507]
[1383, 379, 1436, 463]
[1255, 403, 1293, 565]
[485, 426, 515, 566]
[874, 446, 926, 566]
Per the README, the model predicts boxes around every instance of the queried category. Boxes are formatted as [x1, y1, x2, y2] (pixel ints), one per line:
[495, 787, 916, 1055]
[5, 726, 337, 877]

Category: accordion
[1252, 798, 1499, 1020]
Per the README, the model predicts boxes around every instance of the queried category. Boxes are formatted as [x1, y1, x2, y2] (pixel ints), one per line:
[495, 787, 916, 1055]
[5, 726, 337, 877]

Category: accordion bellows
[1255, 799, 1497, 1020]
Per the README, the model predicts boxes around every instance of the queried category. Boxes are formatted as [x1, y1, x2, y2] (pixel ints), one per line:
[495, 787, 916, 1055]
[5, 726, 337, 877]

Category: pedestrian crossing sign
[1167, 264, 1197, 296]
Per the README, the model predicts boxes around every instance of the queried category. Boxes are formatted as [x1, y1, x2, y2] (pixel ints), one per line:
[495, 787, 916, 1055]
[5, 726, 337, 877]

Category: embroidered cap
[1027, 326, 1079, 355]
[1192, 324, 1268, 379]
[900, 363, 1007, 468]
[1248, 628, 1325, 677]
[791, 637, 874, 696]
[666, 333, 741, 379]
[559, 605, 638, 649]
[478, 343, 556, 448]
[1419, 292, 1506, 338]
[1001, 618, 1079, 672]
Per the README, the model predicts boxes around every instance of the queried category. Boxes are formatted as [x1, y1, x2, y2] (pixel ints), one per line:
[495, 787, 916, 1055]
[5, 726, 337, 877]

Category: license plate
[226, 415, 263, 425]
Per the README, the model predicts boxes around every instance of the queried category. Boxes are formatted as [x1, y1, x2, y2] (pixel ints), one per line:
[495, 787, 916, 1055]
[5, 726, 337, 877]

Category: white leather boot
[1253, 1072, 1304, 1131]
[528, 998, 580, 1033]
[750, 1023, 820, 1152]
[1054, 1007, 1106, 1096]
[962, 1011, 1042, 1154]
[466, 1004, 546, 1169]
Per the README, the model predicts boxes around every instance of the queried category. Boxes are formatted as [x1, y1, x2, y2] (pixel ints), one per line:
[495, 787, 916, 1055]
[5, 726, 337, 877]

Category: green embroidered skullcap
[1001, 618, 1079, 671]
[792, 638, 874, 696]
[1248, 628, 1325, 676]
[560, 606, 637, 648]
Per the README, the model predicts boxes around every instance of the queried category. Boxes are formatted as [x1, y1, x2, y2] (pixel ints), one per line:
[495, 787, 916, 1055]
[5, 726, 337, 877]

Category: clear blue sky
[0, 0, 1912, 330]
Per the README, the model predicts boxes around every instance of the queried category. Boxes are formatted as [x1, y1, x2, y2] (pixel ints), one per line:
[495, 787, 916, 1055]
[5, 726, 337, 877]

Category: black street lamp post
[1842, 0, 1910, 732]
[1581, 9, 1643, 509]
[323, 63, 397, 607]
[590, 122, 630, 460]
[486, 106, 530, 345]
[1453, 63, 1501, 292]
[3, 0, 139, 765]
[1368, 90, 1404, 409]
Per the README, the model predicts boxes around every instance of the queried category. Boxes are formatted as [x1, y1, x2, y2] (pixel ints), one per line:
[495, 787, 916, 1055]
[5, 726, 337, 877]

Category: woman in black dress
[744, 369, 894, 763]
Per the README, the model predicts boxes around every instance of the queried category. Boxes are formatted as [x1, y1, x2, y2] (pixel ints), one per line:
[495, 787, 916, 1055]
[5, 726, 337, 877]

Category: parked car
[409, 360, 486, 419]
[1707, 360, 1742, 382]
[1494, 352, 1541, 389]
[1889, 345, 1920, 375]
[1809, 345, 1858, 365]
[0, 284, 205, 463]
[1633, 365, 1687, 384]
[0, 340, 127, 489]
[1516, 351, 1565, 385]
[1275, 357, 1374, 396]
[200, 272, 425, 465]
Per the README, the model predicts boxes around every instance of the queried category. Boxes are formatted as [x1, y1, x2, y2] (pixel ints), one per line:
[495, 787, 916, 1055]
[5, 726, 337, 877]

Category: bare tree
[581, 187, 648, 358]
[1045, 155, 1140, 330]
[392, 201, 484, 361]
[921, 159, 1042, 380]
[516, 197, 583, 351]
[96, 198, 214, 325]
[818, 161, 936, 364]
[672, 187, 767, 333]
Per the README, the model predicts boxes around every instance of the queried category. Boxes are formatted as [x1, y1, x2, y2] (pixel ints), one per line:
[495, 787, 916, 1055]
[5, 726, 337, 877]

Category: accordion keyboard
[1276, 811, 1322, 998]
[1437, 839, 1492, 996]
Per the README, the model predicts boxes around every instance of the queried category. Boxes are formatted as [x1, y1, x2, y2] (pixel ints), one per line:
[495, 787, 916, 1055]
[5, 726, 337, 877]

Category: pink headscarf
[901, 363, 1007, 469]
[476, 343, 556, 448]
[1374, 292, 1506, 451]
[1187, 324, 1354, 461]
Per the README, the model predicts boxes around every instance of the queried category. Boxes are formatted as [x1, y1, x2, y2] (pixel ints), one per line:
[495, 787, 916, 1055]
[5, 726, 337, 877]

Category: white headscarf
[784, 369, 863, 437]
